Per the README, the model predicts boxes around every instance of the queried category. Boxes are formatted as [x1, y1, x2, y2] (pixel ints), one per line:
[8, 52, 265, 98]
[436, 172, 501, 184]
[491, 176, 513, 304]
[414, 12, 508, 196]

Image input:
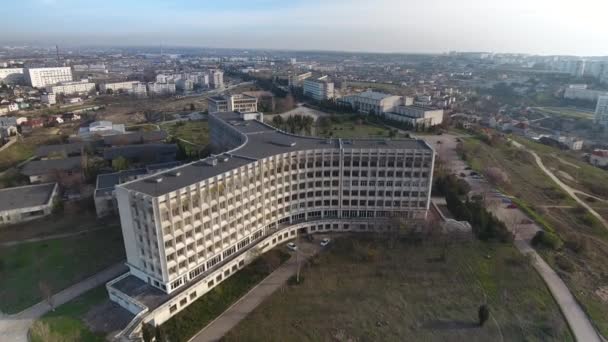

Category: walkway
[510, 139, 608, 231]
[0, 263, 127, 342]
[189, 242, 320, 342]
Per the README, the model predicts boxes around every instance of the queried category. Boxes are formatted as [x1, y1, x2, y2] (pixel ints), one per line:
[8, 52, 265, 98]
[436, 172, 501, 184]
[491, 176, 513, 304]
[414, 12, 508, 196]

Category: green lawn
[225, 237, 572, 342]
[0, 129, 66, 172]
[0, 227, 125, 314]
[30, 286, 107, 342]
[161, 121, 210, 156]
[534, 107, 595, 120]
[318, 122, 394, 139]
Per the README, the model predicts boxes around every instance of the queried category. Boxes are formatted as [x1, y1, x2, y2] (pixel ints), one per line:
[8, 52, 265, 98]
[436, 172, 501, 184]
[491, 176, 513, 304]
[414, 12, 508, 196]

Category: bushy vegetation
[531, 231, 563, 250]
[434, 174, 513, 242]
[158, 250, 290, 342]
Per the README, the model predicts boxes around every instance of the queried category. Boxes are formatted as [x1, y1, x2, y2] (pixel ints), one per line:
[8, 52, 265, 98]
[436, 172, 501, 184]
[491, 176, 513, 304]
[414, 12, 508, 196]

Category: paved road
[0, 263, 127, 342]
[422, 136, 602, 342]
[189, 242, 321, 342]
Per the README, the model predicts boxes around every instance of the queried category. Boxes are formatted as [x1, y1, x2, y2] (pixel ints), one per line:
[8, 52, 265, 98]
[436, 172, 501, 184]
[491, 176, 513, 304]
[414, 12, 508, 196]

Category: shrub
[531, 231, 563, 250]
[555, 255, 575, 273]
[478, 305, 490, 326]
[564, 235, 587, 254]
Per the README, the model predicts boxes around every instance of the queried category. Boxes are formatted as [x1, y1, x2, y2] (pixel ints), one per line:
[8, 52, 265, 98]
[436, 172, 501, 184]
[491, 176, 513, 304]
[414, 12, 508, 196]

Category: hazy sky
[3, 0, 608, 55]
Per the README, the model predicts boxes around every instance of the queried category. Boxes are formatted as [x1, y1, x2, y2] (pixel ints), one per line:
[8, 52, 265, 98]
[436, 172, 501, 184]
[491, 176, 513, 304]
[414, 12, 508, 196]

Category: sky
[2, 0, 608, 56]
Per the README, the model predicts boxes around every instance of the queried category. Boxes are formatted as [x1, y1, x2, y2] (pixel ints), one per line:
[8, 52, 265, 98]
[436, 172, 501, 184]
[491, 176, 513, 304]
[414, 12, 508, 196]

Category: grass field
[318, 122, 394, 139]
[225, 237, 572, 342]
[0, 227, 125, 314]
[462, 136, 608, 336]
[161, 121, 210, 155]
[30, 286, 107, 342]
[534, 107, 595, 120]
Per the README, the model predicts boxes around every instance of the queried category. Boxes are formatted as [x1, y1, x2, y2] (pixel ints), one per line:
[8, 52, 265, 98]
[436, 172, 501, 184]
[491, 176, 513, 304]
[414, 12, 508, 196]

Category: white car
[320, 238, 331, 247]
[287, 242, 298, 251]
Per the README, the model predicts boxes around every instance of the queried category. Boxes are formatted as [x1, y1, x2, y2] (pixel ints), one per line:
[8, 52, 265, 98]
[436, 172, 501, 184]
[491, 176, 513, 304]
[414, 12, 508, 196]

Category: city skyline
[3, 0, 608, 56]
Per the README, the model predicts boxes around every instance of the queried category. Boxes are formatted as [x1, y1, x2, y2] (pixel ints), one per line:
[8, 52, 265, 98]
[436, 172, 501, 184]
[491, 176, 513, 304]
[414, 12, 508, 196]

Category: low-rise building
[41, 93, 56, 105]
[0, 117, 17, 136]
[564, 85, 608, 102]
[35, 143, 85, 159]
[590, 150, 608, 168]
[384, 105, 444, 128]
[102, 144, 178, 165]
[342, 91, 402, 114]
[0, 183, 59, 225]
[21, 156, 83, 184]
[78, 121, 126, 139]
[207, 94, 258, 113]
[100, 81, 147, 95]
[0, 68, 25, 85]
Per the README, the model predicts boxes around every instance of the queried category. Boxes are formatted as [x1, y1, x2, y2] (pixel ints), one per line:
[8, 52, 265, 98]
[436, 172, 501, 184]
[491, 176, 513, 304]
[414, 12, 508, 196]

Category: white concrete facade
[303, 76, 334, 101]
[342, 91, 403, 114]
[46, 80, 95, 95]
[27, 67, 73, 88]
[596, 95, 608, 127]
[0, 183, 58, 225]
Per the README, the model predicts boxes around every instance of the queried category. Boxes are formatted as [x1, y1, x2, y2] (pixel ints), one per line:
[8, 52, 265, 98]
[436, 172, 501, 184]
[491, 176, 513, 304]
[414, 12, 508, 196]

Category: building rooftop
[21, 156, 82, 176]
[103, 130, 168, 146]
[0, 183, 57, 211]
[102, 144, 178, 162]
[35, 143, 84, 158]
[349, 90, 396, 101]
[121, 112, 432, 197]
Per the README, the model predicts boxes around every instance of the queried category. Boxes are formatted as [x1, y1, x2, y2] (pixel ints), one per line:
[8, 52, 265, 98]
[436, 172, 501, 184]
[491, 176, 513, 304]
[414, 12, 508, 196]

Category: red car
[507, 204, 518, 209]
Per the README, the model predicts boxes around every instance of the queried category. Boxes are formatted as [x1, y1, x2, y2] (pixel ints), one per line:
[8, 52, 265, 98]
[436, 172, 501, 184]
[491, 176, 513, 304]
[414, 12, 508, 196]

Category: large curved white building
[107, 111, 435, 333]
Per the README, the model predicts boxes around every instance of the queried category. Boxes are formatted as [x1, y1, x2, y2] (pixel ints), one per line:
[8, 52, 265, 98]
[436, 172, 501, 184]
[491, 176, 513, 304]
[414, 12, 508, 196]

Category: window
[170, 304, 177, 313]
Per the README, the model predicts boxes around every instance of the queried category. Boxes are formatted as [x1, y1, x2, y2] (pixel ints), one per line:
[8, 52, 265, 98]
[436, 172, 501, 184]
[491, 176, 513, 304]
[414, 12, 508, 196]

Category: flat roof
[0, 183, 56, 211]
[121, 112, 432, 197]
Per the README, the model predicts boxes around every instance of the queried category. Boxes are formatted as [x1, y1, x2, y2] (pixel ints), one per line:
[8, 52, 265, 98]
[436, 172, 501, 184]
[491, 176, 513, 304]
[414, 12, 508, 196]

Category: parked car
[465, 167, 472, 171]
[459, 172, 466, 177]
[320, 238, 331, 247]
[507, 204, 518, 209]
[470, 171, 479, 176]
[287, 242, 297, 251]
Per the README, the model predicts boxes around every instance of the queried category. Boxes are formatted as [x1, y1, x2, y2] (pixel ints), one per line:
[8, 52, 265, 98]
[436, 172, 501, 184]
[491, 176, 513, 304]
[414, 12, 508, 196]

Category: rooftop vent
[205, 158, 218, 167]
[146, 177, 163, 183]
[219, 155, 230, 163]
[168, 171, 182, 177]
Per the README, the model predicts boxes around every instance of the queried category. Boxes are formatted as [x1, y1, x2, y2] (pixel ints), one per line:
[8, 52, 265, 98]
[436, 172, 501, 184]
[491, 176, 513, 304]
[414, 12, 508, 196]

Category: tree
[112, 156, 130, 171]
[142, 323, 155, 342]
[39, 280, 55, 311]
[272, 115, 284, 129]
[478, 304, 490, 326]
[189, 103, 196, 111]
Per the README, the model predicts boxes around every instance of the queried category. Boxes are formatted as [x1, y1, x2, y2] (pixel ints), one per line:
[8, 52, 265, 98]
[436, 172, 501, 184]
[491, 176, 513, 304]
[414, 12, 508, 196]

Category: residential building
[46, 80, 96, 95]
[590, 150, 608, 168]
[176, 79, 194, 92]
[303, 76, 334, 101]
[26, 67, 73, 88]
[41, 93, 56, 105]
[564, 86, 608, 102]
[342, 91, 402, 114]
[35, 142, 84, 159]
[100, 81, 147, 94]
[0, 183, 59, 226]
[209, 70, 224, 89]
[0, 117, 18, 136]
[384, 106, 444, 127]
[0, 68, 25, 84]
[107, 110, 435, 332]
[147, 82, 176, 96]
[595, 95, 608, 127]
[207, 94, 258, 113]
[21, 156, 83, 185]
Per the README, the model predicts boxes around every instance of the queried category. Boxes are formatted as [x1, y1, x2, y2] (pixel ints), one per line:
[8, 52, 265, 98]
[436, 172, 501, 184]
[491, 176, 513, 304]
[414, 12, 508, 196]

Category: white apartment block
[207, 94, 258, 114]
[147, 82, 176, 96]
[564, 86, 608, 102]
[385, 106, 444, 127]
[106, 111, 435, 336]
[303, 76, 334, 101]
[27, 67, 73, 88]
[209, 70, 224, 89]
[46, 80, 96, 95]
[342, 91, 403, 114]
[596, 95, 608, 127]
[100, 81, 145, 94]
[176, 79, 194, 91]
[0, 68, 25, 84]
